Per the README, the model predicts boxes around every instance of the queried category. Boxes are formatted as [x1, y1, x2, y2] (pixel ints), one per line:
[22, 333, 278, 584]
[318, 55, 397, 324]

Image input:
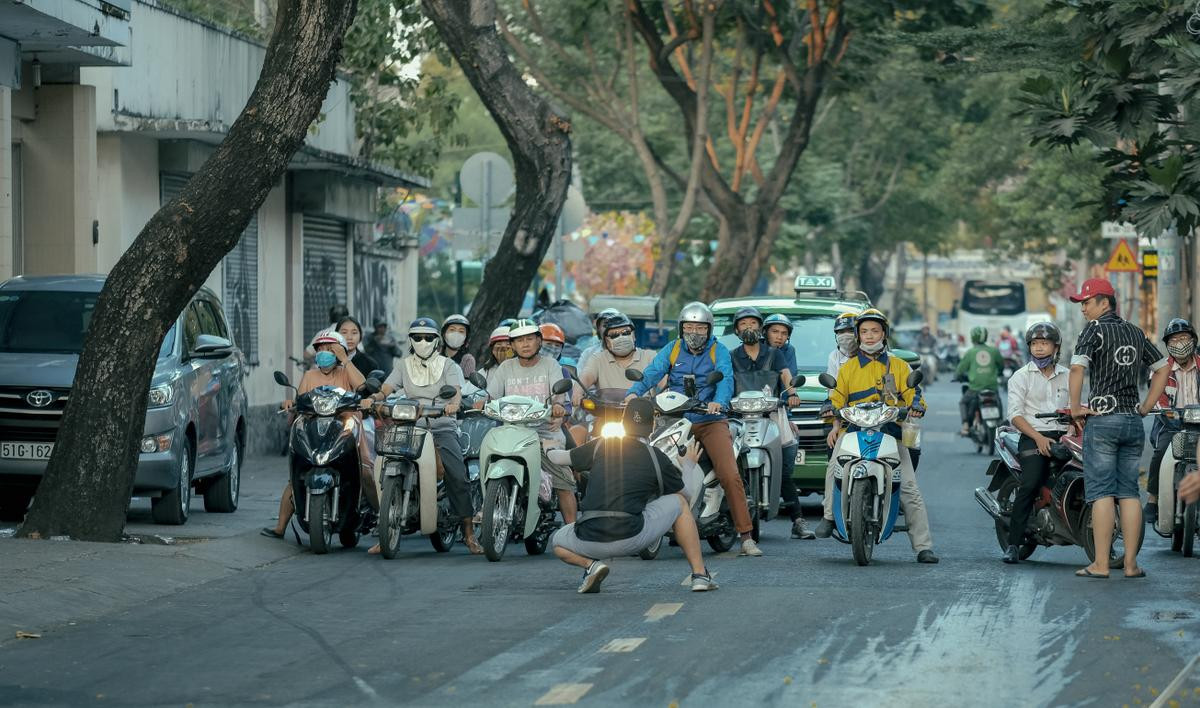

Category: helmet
[1163, 318, 1197, 342]
[311, 329, 348, 349]
[600, 312, 635, 339]
[733, 307, 764, 329]
[507, 318, 541, 339]
[677, 302, 714, 337]
[763, 313, 793, 336]
[855, 308, 890, 338]
[498, 318, 518, 328]
[1025, 322, 1062, 347]
[833, 312, 857, 333]
[538, 323, 566, 345]
[441, 314, 470, 334]
[593, 307, 621, 332]
[488, 326, 511, 345]
[970, 326, 988, 345]
[408, 317, 440, 338]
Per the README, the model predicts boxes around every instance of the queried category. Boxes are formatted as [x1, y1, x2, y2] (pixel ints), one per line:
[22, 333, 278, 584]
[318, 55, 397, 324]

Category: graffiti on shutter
[302, 216, 349, 340]
[224, 214, 259, 364]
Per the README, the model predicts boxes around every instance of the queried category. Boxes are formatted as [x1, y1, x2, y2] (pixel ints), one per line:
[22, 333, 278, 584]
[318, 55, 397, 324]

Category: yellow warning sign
[1106, 239, 1139, 273]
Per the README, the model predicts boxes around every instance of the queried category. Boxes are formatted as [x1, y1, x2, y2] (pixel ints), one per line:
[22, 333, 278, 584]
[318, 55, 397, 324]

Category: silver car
[0, 275, 248, 525]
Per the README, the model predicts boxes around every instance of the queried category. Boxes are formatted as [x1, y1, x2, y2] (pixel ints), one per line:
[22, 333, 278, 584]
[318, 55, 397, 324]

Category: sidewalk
[0, 454, 303, 646]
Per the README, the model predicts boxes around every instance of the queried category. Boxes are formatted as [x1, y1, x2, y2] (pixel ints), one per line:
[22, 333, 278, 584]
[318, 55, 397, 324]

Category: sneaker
[577, 561, 609, 593]
[1001, 545, 1020, 564]
[791, 517, 816, 540]
[960, 424, 970, 436]
[916, 550, 940, 564]
[813, 518, 834, 538]
[1144, 502, 1158, 523]
[739, 538, 763, 557]
[691, 572, 719, 592]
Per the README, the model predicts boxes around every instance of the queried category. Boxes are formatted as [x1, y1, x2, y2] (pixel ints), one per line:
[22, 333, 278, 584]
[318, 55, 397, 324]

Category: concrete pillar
[0, 86, 12, 280]
[20, 84, 97, 275]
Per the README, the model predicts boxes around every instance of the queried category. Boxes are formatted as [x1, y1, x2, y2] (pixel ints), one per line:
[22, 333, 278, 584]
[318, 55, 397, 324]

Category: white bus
[954, 280, 1029, 347]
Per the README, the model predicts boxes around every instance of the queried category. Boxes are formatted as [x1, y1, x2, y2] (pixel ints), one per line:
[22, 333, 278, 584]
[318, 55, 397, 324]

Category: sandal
[1075, 567, 1109, 579]
[1124, 568, 1147, 578]
[260, 527, 284, 539]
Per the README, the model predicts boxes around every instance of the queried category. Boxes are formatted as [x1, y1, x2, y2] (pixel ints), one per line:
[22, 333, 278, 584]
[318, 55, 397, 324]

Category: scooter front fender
[307, 469, 335, 494]
[484, 457, 542, 539]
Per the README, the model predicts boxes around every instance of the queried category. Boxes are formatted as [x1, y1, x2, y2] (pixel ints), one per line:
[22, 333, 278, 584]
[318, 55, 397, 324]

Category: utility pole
[1158, 225, 1181, 331]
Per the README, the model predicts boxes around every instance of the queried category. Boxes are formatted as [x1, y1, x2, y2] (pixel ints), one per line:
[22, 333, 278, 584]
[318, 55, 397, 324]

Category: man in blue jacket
[625, 301, 762, 556]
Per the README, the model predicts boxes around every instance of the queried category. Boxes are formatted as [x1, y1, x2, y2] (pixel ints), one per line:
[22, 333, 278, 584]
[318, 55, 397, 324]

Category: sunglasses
[605, 329, 633, 339]
[411, 334, 438, 343]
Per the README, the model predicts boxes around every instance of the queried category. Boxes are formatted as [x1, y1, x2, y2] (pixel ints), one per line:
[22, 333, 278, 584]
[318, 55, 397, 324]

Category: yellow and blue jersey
[830, 351, 925, 412]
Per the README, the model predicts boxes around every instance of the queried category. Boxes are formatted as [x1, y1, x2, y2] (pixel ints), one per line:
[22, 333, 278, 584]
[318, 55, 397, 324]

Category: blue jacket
[778, 343, 798, 374]
[626, 335, 735, 423]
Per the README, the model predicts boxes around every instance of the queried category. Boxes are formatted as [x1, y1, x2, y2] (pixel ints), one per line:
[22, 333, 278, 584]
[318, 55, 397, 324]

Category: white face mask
[836, 331, 856, 354]
[413, 340, 437, 360]
[860, 340, 885, 355]
[445, 332, 467, 349]
[609, 334, 636, 357]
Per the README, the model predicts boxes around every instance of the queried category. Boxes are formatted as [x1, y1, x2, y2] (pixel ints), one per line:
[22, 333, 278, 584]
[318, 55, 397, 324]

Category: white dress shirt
[827, 349, 852, 379]
[1007, 361, 1070, 432]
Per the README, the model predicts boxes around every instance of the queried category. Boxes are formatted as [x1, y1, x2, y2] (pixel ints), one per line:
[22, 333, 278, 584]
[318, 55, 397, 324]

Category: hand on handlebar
[1034, 433, 1054, 457]
[826, 427, 842, 449]
[1180, 470, 1200, 505]
[705, 402, 722, 415]
[280, 400, 294, 412]
[444, 401, 460, 416]
[552, 403, 566, 418]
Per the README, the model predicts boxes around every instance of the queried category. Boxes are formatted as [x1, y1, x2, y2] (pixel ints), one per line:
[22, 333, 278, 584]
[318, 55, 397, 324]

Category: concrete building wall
[95, 133, 158, 272]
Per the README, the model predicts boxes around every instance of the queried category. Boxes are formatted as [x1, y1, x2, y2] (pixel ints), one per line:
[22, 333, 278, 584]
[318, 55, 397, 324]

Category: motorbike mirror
[273, 371, 292, 388]
[438, 385, 457, 400]
[467, 372, 488, 389]
[368, 369, 385, 382]
[361, 377, 383, 395]
[817, 373, 837, 389]
[792, 375, 806, 388]
[907, 370, 924, 388]
[705, 371, 724, 385]
[551, 378, 573, 395]
[624, 368, 645, 382]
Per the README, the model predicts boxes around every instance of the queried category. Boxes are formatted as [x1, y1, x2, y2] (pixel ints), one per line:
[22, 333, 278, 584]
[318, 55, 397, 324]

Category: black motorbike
[274, 370, 381, 554]
[967, 388, 1002, 454]
[1150, 406, 1200, 556]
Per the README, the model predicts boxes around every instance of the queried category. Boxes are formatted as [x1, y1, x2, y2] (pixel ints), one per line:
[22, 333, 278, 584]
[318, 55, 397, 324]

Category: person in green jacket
[956, 326, 1004, 435]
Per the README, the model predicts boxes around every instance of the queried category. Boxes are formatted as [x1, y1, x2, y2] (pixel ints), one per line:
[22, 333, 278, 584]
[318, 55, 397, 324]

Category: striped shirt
[1071, 311, 1166, 415]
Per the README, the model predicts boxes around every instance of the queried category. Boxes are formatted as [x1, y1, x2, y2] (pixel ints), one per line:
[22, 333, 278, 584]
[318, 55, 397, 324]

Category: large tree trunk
[19, 0, 359, 542]
[424, 0, 572, 357]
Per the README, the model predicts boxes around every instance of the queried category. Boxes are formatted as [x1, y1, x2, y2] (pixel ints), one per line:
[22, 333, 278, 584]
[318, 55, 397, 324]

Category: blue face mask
[315, 350, 337, 369]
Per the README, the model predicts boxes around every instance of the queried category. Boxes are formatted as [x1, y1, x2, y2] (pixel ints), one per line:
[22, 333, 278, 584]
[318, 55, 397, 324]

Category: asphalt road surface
[3, 381, 1200, 707]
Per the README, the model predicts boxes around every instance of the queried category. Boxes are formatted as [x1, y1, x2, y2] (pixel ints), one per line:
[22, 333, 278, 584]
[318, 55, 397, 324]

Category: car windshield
[0, 291, 100, 354]
[715, 313, 839, 371]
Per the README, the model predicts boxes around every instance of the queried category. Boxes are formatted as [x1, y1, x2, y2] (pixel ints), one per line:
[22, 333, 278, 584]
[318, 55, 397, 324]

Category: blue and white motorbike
[819, 370, 923, 566]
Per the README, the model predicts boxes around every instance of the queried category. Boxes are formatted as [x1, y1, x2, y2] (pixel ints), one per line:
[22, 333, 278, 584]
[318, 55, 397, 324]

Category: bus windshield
[961, 281, 1025, 316]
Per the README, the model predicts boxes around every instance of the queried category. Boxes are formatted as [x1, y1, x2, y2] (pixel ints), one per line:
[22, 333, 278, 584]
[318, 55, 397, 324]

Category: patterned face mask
[683, 332, 709, 351]
[1169, 340, 1195, 360]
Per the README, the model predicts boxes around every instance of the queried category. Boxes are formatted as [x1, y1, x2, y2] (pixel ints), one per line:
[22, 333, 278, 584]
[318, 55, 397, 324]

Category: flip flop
[1124, 569, 1147, 578]
[367, 544, 382, 555]
[1075, 567, 1109, 579]
[260, 527, 284, 539]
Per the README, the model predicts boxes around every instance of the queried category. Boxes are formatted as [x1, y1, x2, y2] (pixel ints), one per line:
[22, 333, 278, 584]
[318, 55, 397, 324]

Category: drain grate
[1152, 610, 1194, 621]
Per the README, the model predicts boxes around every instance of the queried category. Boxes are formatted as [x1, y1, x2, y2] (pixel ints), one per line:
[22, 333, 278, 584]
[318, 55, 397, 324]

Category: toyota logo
[26, 390, 54, 408]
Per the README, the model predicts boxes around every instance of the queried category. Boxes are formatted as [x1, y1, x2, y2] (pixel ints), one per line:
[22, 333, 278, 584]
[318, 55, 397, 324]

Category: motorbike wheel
[849, 481, 875, 566]
[1183, 503, 1197, 558]
[339, 527, 360, 549]
[992, 478, 1039, 560]
[378, 477, 403, 559]
[430, 496, 458, 553]
[1080, 505, 1142, 569]
[524, 522, 551, 556]
[308, 493, 333, 555]
[707, 524, 738, 553]
[1172, 520, 1184, 553]
[481, 478, 514, 562]
[747, 468, 762, 542]
[638, 535, 663, 560]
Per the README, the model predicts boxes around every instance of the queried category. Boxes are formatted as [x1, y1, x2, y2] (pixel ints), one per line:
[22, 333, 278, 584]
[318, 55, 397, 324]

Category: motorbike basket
[376, 424, 428, 457]
[1172, 430, 1200, 462]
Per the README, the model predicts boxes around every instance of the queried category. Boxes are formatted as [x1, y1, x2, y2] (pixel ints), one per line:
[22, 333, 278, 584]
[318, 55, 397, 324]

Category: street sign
[451, 206, 511, 254]
[1143, 249, 1158, 279]
[1105, 239, 1140, 273]
[460, 152, 514, 206]
[1102, 221, 1137, 240]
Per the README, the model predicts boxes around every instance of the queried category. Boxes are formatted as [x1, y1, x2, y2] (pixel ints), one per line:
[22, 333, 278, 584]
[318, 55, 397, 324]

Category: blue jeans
[1082, 414, 1145, 503]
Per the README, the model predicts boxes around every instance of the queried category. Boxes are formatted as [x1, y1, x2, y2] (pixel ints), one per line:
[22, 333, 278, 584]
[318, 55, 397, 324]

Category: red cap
[1069, 277, 1116, 303]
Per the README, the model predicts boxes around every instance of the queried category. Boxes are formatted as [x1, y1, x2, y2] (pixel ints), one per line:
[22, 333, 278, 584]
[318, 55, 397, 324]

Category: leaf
[1146, 155, 1184, 189]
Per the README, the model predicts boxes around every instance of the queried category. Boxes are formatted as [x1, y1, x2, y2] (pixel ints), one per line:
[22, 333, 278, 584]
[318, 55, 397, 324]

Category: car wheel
[152, 437, 192, 525]
[203, 437, 242, 513]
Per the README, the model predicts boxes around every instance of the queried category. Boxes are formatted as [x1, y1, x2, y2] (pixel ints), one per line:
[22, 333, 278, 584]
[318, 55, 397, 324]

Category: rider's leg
[1147, 438, 1169, 505]
[273, 483, 294, 534]
[779, 443, 800, 520]
[1008, 434, 1053, 548]
[671, 493, 707, 575]
[691, 421, 752, 536]
[432, 430, 474, 520]
[897, 446, 932, 552]
[553, 544, 594, 569]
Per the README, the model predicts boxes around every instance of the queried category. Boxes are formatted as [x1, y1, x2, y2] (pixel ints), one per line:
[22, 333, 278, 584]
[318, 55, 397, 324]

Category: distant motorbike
[917, 346, 939, 383]
[1150, 406, 1200, 556]
[967, 388, 1002, 454]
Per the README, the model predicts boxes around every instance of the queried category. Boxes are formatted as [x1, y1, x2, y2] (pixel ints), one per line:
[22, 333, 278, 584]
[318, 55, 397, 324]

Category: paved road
[3, 382, 1200, 707]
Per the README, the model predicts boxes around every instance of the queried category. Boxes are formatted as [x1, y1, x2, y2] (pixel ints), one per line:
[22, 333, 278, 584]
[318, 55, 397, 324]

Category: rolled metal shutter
[159, 172, 190, 205]
[302, 215, 349, 340]
[223, 214, 259, 364]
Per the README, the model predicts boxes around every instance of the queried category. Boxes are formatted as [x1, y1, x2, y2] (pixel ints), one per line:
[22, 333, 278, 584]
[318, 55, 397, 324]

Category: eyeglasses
[411, 334, 438, 343]
[605, 329, 633, 339]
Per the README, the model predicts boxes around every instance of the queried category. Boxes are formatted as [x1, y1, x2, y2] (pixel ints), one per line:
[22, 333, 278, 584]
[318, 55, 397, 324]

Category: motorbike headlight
[391, 403, 418, 421]
[1184, 408, 1200, 424]
[600, 421, 625, 438]
[148, 383, 173, 408]
[840, 405, 898, 429]
[731, 396, 775, 413]
[654, 433, 681, 454]
[312, 394, 339, 416]
[500, 403, 531, 422]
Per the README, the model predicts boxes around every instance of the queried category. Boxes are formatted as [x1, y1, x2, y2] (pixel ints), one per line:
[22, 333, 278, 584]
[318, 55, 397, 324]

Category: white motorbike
[729, 387, 797, 539]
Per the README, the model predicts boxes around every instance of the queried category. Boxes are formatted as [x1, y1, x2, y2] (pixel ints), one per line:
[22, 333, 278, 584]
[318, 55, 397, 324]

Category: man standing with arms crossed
[1069, 278, 1168, 578]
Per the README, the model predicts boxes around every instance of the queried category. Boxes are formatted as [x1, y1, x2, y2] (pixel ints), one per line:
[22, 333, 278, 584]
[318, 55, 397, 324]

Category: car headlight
[840, 405, 898, 429]
[148, 383, 173, 408]
[312, 394, 339, 416]
[500, 403, 531, 422]
[1184, 407, 1200, 424]
[391, 403, 418, 421]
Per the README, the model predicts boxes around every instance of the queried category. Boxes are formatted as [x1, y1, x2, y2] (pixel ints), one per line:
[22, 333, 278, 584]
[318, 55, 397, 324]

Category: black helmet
[600, 312, 634, 339]
[1024, 322, 1061, 347]
[1163, 318, 1197, 342]
[733, 307, 764, 329]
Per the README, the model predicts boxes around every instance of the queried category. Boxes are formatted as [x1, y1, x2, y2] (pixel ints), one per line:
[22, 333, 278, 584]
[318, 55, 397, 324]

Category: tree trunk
[424, 0, 572, 357]
[891, 242, 909, 318]
[18, 0, 359, 542]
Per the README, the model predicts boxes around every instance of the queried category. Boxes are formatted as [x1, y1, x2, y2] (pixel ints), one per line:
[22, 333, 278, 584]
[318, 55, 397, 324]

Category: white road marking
[534, 683, 594, 705]
[352, 676, 380, 701]
[599, 637, 646, 653]
[644, 602, 684, 622]
[1149, 652, 1200, 708]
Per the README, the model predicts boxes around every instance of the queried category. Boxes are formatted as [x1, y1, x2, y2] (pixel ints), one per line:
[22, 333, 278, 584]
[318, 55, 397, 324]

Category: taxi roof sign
[794, 275, 837, 292]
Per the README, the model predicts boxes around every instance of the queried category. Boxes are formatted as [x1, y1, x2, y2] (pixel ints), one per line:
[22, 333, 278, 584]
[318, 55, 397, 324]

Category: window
[0, 291, 99, 354]
[961, 281, 1026, 316]
[194, 299, 227, 338]
[182, 304, 202, 353]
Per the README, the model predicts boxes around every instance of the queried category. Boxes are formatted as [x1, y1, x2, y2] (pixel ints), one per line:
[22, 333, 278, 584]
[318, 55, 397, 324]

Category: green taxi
[710, 275, 920, 494]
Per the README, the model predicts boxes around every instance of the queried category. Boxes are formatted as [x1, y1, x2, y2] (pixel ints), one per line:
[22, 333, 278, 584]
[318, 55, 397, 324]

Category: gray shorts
[550, 494, 683, 558]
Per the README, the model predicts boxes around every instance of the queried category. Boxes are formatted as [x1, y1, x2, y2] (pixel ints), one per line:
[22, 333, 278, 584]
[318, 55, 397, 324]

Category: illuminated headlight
[140, 432, 172, 453]
[600, 421, 625, 438]
[147, 384, 173, 408]
[500, 403, 531, 422]
[391, 403, 418, 421]
[312, 394, 339, 416]
[731, 396, 776, 413]
[840, 405, 898, 429]
[1184, 408, 1200, 424]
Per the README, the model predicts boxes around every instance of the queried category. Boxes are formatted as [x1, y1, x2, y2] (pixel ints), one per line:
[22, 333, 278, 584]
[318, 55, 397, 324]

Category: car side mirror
[192, 334, 234, 358]
[706, 371, 724, 385]
[468, 372, 488, 389]
[438, 385, 457, 400]
[552, 378, 573, 395]
[273, 371, 292, 388]
[624, 368, 644, 382]
[907, 370, 924, 388]
[818, 373, 838, 389]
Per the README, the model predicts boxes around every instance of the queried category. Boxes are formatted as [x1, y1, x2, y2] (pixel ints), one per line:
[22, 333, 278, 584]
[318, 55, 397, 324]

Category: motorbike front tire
[524, 524, 551, 556]
[481, 478, 515, 562]
[993, 478, 1039, 560]
[379, 477, 403, 559]
[1184, 502, 1197, 558]
[308, 493, 332, 555]
[430, 496, 457, 553]
[707, 521, 738, 553]
[747, 468, 762, 542]
[850, 481, 875, 566]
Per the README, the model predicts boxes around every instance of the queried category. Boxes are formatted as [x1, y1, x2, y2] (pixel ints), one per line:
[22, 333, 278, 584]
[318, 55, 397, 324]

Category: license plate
[795, 449, 806, 465]
[1, 442, 53, 460]
[982, 406, 1001, 420]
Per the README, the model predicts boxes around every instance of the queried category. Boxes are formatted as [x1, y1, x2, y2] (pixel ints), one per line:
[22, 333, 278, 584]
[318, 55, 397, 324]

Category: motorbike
[974, 409, 1141, 566]
[968, 388, 1002, 454]
[818, 369, 923, 566]
[458, 390, 498, 536]
[373, 385, 463, 559]
[467, 373, 573, 561]
[917, 346, 939, 383]
[729, 386, 797, 540]
[1150, 406, 1200, 556]
[274, 370, 382, 554]
[936, 339, 960, 371]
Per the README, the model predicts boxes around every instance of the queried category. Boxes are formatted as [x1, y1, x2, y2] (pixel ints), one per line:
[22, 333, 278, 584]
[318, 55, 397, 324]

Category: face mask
[1169, 341, 1195, 360]
[314, 350, 337, 370]
[860, 340, 885, 355]
[413, 340, 437, 360]
[683, 332, 708, 352]
[609, 334, 636, 357]
[740, 328, 762, 345]
[444, 332, 467, 349]
[540, 343, 563, 360]
[836, 331, 856, 353]
[1031, 353, 1056, 369]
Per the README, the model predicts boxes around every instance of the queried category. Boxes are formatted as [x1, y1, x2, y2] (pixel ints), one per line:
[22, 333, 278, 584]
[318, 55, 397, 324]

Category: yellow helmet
[855, 308, 890, 338]
[833, 312, 857, 333]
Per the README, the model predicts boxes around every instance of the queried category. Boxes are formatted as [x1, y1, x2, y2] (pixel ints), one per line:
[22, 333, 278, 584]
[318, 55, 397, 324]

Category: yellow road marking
[535, 683, 594, 705]
[599, 637, 647, 653]
[644, 602, 684, 622]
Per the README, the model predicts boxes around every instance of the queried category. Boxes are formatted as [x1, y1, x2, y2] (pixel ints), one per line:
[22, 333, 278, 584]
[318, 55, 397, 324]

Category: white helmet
[311, 329, 348, 350]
